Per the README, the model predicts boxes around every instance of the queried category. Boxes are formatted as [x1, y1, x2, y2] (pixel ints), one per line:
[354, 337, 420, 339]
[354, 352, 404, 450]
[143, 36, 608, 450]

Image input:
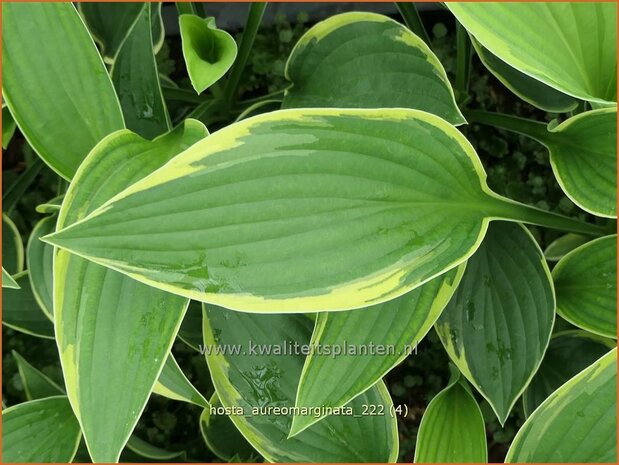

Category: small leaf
[2, 268, 20, 289]
[27, 216, 56, 320]
[291, 266, 464, 436]
[283, 12, 465, 125]
[2, 272, 54, 339]
[52, 120, 208, 462]
[435, 222, 555, 423]
[553, 234, 617, 338]
[3, 2, 125, 179]
[12, 350, 65, 400]
[472, 40, 577, 113]
[203, 307, 399, 462]
[200, 392, 257, 462]
[414, 372, 487, 463]
[2, 213, 24, 275]
[35, 195, 64, 215]
[544, 233, 589, 261]
[448, 2, 616, 104]
[153, 353, 209, 408]
[522, 330, 614, 417]
[506, 348, 617, 462]
[44, 108, 588, 313]
[180, 15, 238, 93]
[2, 396, 82, 463]
[111, 3, 171, 139]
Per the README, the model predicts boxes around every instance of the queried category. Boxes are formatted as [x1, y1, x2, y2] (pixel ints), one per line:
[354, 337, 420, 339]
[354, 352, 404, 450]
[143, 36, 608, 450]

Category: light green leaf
[2, 213, 24, 274]
[111, 3, 171, 139]
[283, 12, 465, 125]
[553, 234, 617, 338]
[544, 233, 589, 261]
[435, 222, 555, 423]
[522, 330, 614, 417]
[178, 300, 204, 351]
[3, 2, 125, 179]
[2, 105, 17, 149]
[414, 370, 487, 463]
[200, 392, 257, 462]
[2, 271, 54, 339]
[53, 120, 207, 462]
[506, 348, 617, 462]
[290, 265, 465, 436]
[45, 108, 598, 313]
[153, 353, 209, 408]
[35, 195, 64, 215]
[2, 396, 82, 463]
[448, 2, 617, 104]
[79, 2, 164, 64]
[27, 216, 56, 320]
[471, 40, 577, 113]
[180, 15, 238, 94]
[125, 435, 185, 461]
[2, 267, 19, 289]
[203, 307, 399, 462]
[13, 350, 65, 400]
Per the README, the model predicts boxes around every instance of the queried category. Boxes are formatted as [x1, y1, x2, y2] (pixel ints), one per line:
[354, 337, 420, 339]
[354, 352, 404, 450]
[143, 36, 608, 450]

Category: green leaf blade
[27, 216, 56, 319]
[153, 353, 209, 408]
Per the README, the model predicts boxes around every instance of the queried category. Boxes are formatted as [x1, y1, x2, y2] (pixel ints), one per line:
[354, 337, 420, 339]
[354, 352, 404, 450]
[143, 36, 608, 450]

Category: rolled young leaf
[471, 39, 577, 113]
[180, 15, 238, 94]
[27, 215, 56, 320]
[552, 235, 617, 338]
[2, 267, 19, 289]
[2, 396, 82, 463]
[44, 108, 600, 313]
[13, 350, 65, 400]
[506, 348, 617, 462]
[522, 330, 614, 417]
[35, 195, 64, 215]
[414, 369, 487, 463]
[448, 2, 617, 104]
[153, 353, 209, 408]
[3, 2, 125, 179]
[435, 222, 555, 423]
[290, 265, 465, 436]
[283, 12, 465, 125]
[2, 271, 54, 339]
[111, 3, 171, 139]
[52, 120, 207, 462]
[203, 306, 398, 462]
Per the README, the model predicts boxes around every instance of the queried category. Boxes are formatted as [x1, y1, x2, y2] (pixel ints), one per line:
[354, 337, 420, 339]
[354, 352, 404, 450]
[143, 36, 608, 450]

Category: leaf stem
[175, 2, 196, 16]
[455, 23, 472, 104]
[222, 2, 267, 110]
[464, 110, 550, 144]
[161, 85, 209, 104]
[396, 3, 431, 47]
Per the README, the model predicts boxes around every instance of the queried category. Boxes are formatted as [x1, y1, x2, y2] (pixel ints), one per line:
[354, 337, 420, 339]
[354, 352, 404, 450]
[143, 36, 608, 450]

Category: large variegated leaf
[27, 216, 56, 320]
[111, 3, 170, 139]
[2, 272, 54, 339]
[78, 2, 164, 63]
[506, 348, 617, 462]
[203, 306, 398, 462]
[471, 40, 577, 113]
[553, 235, 617, 338]
[13, 350, 65, 400]
[414, 369, 487, 463]
[180, 15, 238, 94]
[2, 396, 82, 463]
[45, 108, 598, 313]
[522, 330, 614, 417]
[435, 222, 554, 423]
[283, 12, 464, 125]
[2, 213, 24, 274]
[153, 353, 209, 408]
[290, 266, 464, 436]
[3, 2, 125, 179]
[53, 120, 207, 462]
[448, 2, 617, 104]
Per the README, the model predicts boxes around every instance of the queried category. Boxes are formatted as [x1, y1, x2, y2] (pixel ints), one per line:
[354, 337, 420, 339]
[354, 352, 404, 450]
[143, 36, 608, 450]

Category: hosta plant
[2, 2, 617, 463]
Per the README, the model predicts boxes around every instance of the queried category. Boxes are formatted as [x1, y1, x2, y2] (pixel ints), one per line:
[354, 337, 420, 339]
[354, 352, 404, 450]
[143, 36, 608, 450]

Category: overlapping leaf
[553, 235, 616, 338]
[13, 351, 65, 400]
[506, 348, 617, 462]
[2, 213, 24, 274]
[291, 266, 464, 436]
[27, 216, 56, 320]
[435, 222, 555, 423]
[45, 108, 597, 313]
[153, 353, 209, 408]
[3, 2, 125, 179]
[2, 268, 19, 289]
[2, 272, 54, 339]
[544, 233, 588, 261]
[203, 306, 398, 462]
[283, 12, 464, 125]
